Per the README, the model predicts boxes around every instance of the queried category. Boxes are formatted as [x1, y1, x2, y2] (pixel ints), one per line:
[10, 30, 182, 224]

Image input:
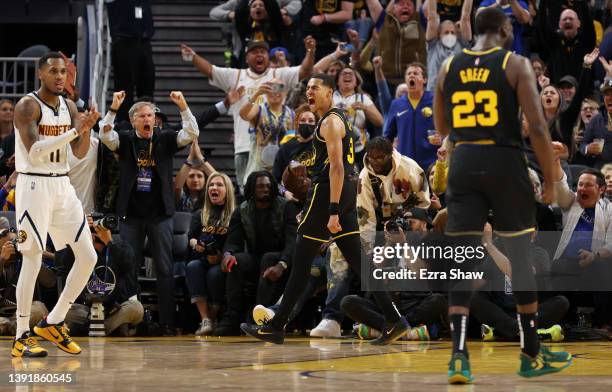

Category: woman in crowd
[185, 172, 236, 336]
[272, 104, 318, 184]
[571, 97, 600, 166]
[0, 99, 14, 141]
[175, 140, 215, 212]
[333, 66, 383, 169]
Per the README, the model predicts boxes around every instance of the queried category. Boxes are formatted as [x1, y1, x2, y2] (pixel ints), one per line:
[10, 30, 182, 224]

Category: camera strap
[368, 173, 385, 231]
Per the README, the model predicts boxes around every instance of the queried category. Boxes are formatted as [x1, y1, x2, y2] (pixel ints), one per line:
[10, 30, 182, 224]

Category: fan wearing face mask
[272, 104, 319, 186]
[424, 0, 473, 91]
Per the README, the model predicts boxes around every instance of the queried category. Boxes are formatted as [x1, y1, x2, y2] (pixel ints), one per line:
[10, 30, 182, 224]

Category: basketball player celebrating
[433, 8, 572, 383]
[241, 74, 406, 344]
[11, 52, 99, 357]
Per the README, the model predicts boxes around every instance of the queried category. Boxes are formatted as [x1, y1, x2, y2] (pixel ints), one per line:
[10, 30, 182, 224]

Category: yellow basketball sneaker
[12, 332, 48, 358]
[33, 319, 81, 355]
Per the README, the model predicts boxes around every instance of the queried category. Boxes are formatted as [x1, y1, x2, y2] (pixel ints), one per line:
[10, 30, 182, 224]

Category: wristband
[185, 160, 193, 167]
[108, 107, 118, 113]
[329, 202, 339, 215]
[278, 261, 288, 270]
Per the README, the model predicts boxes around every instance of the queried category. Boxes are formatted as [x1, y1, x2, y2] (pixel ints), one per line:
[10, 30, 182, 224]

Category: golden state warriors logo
[17, 230, 27, 243]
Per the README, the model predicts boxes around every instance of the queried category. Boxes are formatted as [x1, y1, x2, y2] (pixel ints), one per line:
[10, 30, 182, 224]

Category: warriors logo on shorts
[17, 230, 28, 243]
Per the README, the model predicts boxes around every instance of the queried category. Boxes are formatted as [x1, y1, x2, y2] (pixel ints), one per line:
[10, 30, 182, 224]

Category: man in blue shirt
[384, 62, 437, 170]
[477, 0, 531, 56]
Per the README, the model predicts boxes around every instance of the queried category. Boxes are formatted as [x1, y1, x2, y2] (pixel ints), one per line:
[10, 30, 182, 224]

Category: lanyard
[264, 103, 287, 144]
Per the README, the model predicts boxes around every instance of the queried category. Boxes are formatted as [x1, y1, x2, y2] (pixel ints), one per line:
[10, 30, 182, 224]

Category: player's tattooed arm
[13, 96, 41, 152]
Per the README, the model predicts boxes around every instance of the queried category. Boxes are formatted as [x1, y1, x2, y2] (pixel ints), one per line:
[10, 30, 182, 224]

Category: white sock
[47, 239, 97, 325]
[15, 250, 43, 338]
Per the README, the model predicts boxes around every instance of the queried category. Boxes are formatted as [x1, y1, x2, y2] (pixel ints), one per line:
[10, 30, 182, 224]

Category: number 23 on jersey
[451, 90, 499, 128]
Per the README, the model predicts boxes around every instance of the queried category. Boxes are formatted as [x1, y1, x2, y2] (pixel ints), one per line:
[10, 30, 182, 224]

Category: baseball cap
[600, 78, 612, 93]
[270, 46, 289, 59]
[245, 40, 270, 54]
[405, 208, 432, 226]
[557, 75, 577, 88]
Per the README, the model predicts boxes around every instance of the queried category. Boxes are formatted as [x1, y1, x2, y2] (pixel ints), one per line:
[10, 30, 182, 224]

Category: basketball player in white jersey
[11, 52, 100, 357]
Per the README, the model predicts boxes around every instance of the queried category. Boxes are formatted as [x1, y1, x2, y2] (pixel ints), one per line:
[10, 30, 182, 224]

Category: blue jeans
[120, 216, 175, 326]
[185, 259, 225, 306]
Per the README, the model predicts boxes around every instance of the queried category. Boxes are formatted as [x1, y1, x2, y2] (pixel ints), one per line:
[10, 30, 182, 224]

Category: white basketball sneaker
[252, 305, 275, 326]
[310, 319, 342, 338]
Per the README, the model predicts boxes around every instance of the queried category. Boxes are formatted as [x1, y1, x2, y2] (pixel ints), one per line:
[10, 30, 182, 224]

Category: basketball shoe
[33, 319, 81, 354]
[12, 332, 47, 358]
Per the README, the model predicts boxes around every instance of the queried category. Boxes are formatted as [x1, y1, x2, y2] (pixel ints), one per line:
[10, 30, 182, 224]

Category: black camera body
[9, 238, 23, 263]
[384, 205, 412, 233]
[90, 213, 119, 231]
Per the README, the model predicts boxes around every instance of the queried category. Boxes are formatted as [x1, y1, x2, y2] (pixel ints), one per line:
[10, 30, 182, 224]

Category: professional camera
[8, 238, 23, 263]
[90, 213, 119, 231]
[384, 205, 412, 233]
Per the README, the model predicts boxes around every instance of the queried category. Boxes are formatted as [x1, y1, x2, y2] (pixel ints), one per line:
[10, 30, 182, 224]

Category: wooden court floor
[0, 336, 611, 391]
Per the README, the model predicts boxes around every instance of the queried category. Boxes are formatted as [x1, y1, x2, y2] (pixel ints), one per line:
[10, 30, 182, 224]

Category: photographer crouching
[341, 137, 449, 340]
[57, 215, 143, 336]
[0, 228, 51, 335]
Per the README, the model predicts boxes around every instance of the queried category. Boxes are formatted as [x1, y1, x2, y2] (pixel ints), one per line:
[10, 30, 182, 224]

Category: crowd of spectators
[0, 0, 611, 339]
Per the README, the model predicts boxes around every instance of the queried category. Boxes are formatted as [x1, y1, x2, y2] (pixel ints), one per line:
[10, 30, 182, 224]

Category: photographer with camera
[0, 228, 49, 335]
[341, 207, 448, 341]
[57, 215, 143, 336]
[185, 173, 236, 336]
[357, 137, 431, 252]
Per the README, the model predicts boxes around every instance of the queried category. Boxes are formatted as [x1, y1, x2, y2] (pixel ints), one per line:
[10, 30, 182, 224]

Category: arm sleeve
[276, 66, 301, 86]
[282, 0, 302, 16]
[356, 171, 378, 252]
[99, 127, 120, 152]
[383, 102, 398, 140]
[188, 212, 203, 240]
[432, 160, 447, 194]
[377, 79, 393, 117]
[210, 66, 240, 92]
[210, 0, 238, 20]
[553, 171, 577, 210]
[580, 115, 597, 154]
[176, 108, 200, 147]
[29, 128, 79, 161]
[198, 104, 221, 130]
[223, 208, 246, 254]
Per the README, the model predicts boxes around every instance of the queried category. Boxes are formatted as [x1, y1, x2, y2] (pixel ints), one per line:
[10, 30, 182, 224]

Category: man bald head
[559, 9, 580, 38]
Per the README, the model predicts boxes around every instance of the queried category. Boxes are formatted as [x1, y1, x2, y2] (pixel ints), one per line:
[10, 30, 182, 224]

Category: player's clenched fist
[111, 90, 126, 110]
[170, 91, 188, 111]
[327, 214, 342, 234]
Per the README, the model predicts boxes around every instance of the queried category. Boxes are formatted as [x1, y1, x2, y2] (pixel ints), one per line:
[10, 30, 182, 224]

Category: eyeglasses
[581, 107, 597, 112]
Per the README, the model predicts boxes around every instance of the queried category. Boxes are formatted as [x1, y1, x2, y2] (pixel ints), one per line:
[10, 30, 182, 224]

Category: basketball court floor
[1, 336, 611, 391]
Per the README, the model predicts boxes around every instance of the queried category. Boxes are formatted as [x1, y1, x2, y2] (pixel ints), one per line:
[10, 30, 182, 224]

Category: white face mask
[441, 33, 457, 49]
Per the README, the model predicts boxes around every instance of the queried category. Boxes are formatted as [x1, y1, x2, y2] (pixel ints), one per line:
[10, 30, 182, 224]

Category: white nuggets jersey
[15, 92, 72, 174]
